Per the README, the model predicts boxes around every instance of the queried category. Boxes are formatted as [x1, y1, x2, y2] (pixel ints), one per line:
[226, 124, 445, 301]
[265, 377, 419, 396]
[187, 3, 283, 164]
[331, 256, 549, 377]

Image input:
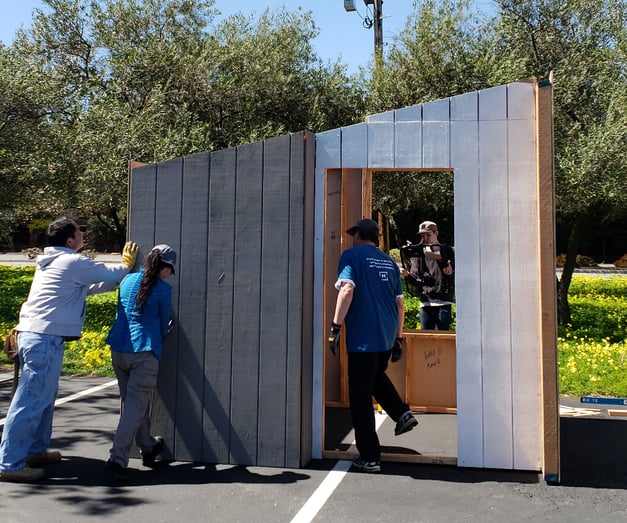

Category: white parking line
[0, 379, 117, 426]
[289, 411, 387, 523]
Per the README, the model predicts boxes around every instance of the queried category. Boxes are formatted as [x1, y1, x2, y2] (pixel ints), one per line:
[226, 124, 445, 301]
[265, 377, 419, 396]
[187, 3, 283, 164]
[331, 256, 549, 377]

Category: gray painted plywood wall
[128, 131, 314, 468]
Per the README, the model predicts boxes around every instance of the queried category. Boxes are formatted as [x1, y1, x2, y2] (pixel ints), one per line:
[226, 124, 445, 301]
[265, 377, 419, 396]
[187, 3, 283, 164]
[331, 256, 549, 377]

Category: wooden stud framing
[536, 79, 560, 483]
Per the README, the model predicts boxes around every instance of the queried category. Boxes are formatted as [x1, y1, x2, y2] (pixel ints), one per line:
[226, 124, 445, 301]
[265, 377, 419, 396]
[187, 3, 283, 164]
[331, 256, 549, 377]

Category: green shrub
[63, 327, 114, 376]
[558, 275, 627, 396]
[0, 265, 117, 374]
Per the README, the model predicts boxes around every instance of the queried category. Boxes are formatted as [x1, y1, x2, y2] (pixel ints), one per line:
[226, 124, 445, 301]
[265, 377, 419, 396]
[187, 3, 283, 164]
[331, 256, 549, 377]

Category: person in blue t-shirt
[104, 244, 176, 482]
[328, 219, 418, 473]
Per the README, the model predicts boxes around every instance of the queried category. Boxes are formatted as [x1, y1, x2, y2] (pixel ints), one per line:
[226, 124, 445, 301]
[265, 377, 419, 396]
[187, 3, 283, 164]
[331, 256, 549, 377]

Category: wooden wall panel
[128, 164, 157, 252]
[394, 121, 422, 168]
[202, 148, 236, 464]
[536, 81, 559, 482]
[323, 169, 343, 404]
[479, 105, 514, 469]
[341, 123, 368, 168]
[423, 120, 451, 168]
[314, 130, 341, 459]
[285, 132, 310, 467]
[257, 134, 291, 467]
[126, 164, 157, 459]
[298, 132, 316, 466]
[174, 152, 210, 461]
[507, 83, 543, 471]
[367, 123, 395, 168]
[450, 117, 483, 467]
[229, 141, 263, 465]
[151, 158, 184, 458]
[423, 99, 450, 122]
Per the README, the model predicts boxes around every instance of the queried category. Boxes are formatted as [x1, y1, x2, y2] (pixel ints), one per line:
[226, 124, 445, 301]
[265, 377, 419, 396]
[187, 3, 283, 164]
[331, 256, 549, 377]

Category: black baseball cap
[346, 218, 379, 237]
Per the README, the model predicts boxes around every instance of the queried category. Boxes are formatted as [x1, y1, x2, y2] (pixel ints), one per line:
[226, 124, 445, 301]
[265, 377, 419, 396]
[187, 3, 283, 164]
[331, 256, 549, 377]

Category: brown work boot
[26, 450, 62, 466]
[0, 466, 46, 482]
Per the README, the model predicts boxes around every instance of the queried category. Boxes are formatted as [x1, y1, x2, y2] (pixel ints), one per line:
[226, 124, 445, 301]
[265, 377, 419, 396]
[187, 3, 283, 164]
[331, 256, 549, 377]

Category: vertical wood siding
[129, 132, 314, 467]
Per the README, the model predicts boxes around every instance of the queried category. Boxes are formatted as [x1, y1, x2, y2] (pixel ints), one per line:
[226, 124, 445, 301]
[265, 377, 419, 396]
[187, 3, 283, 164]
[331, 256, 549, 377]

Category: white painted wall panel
[423, 121, 450, 168]
[395, 105, 421, 122]
[423, 98, 450, 121]
[451, 92, 478, 121]
[479, 85, 507, 121]
[508, 117, 543, 470]
[507, 82, 536, 120]
[479, 119, 513, 469]
[366, 110, 394, 123]
[394, 122, 422, 168]
[341, 123, 368, 168]
[451, 120, 483, 467]
[343, 127, 369, 168]
[368, 122, 395, 168]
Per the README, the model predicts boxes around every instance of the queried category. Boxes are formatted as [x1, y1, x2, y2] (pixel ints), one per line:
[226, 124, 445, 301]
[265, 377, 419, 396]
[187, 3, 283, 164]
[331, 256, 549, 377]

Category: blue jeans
[420, 304, 452, 330]
[0, 332, 65, 472]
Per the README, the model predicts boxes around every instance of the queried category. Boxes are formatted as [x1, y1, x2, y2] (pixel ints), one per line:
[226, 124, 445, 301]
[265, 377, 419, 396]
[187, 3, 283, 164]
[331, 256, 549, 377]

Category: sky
[0, 1, 446, 75]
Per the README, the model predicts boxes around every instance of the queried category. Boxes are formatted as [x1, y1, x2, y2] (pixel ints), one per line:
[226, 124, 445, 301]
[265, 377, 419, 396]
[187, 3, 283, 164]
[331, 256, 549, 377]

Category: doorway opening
[322, 167, 457, 465]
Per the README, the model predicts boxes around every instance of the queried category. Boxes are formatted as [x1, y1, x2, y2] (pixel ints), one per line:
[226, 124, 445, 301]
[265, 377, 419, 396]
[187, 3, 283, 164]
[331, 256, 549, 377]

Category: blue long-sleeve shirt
[106, 269, 172, 360]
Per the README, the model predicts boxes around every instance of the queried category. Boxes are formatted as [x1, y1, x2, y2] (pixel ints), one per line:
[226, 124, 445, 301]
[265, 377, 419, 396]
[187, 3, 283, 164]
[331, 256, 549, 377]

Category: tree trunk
[557, 217, 586, 325]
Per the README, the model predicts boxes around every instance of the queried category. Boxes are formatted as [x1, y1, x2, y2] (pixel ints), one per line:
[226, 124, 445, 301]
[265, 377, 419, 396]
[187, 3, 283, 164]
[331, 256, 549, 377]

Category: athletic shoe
[141, 437, 164, 467]
[0, 466, 46, 482]
[26, 450, 62, 466]
[351, 458, 381, 473]
[104, 460, 131, 482]
[395, 411, 418, 436]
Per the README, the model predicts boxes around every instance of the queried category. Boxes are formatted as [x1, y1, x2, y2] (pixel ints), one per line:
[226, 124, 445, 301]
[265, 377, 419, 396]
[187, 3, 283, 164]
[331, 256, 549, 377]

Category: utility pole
[345, 0, 384, 63]
[373, 0, 383, 62]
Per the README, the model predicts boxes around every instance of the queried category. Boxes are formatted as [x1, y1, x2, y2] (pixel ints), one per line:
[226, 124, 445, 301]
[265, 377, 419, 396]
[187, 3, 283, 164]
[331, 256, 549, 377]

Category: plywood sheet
[151, 158, 183, 457]
[174, 152, 210, 461]
[450, 119, 483, 467]
[478, 119, 513, 469]
[202, 147, 236, 464]
[507, 116, 543, 470]
[257, 134, 291, 467]
[229, 141, 263, 465]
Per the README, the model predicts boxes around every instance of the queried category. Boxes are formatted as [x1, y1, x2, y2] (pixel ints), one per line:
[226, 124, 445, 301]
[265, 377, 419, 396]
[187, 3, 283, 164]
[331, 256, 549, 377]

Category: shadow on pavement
[37, 456, 311, 488]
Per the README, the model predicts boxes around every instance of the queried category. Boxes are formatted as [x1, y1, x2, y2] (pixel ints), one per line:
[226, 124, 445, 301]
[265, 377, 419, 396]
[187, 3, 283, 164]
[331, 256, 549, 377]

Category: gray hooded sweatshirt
[16, 246, 130, 338]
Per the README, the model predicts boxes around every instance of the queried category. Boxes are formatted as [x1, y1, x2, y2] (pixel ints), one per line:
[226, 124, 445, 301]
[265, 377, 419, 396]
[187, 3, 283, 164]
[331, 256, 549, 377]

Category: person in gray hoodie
[0, 217, 138, 483]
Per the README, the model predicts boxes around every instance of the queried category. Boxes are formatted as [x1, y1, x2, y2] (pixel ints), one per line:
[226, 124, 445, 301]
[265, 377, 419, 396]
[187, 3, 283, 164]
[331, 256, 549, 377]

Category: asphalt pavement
[0, 372, 626, 523]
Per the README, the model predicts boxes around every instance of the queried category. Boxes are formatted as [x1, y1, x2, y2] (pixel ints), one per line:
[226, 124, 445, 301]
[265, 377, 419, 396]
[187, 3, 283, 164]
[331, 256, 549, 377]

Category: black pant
[348, 350, 410, 462]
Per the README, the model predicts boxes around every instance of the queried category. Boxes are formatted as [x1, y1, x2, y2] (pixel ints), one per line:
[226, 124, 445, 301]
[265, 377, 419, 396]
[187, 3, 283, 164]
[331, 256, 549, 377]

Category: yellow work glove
[121, 241, 139, 269]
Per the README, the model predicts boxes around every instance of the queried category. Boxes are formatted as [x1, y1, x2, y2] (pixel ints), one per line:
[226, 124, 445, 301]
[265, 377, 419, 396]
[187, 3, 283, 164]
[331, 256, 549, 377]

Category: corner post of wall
[535, 76, 560, 485]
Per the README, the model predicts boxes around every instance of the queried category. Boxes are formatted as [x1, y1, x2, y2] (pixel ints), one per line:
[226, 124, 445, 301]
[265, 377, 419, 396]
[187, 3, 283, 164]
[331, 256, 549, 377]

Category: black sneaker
[141, 437, 164, 467]
[351, 458, 381, 473]
[104, 460, 131, 482]
[394, 411, 418, 436]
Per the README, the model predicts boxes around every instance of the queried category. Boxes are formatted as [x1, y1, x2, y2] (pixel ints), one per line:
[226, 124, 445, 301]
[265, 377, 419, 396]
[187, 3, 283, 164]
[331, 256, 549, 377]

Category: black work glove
[391, 337, 404, 363]
[328, 322, 341, 356]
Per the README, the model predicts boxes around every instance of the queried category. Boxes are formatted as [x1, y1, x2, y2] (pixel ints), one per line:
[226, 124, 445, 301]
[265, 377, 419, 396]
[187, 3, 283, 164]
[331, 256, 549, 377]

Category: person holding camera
[400, 220, 455, 331]
[328, 219, 418, 474]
